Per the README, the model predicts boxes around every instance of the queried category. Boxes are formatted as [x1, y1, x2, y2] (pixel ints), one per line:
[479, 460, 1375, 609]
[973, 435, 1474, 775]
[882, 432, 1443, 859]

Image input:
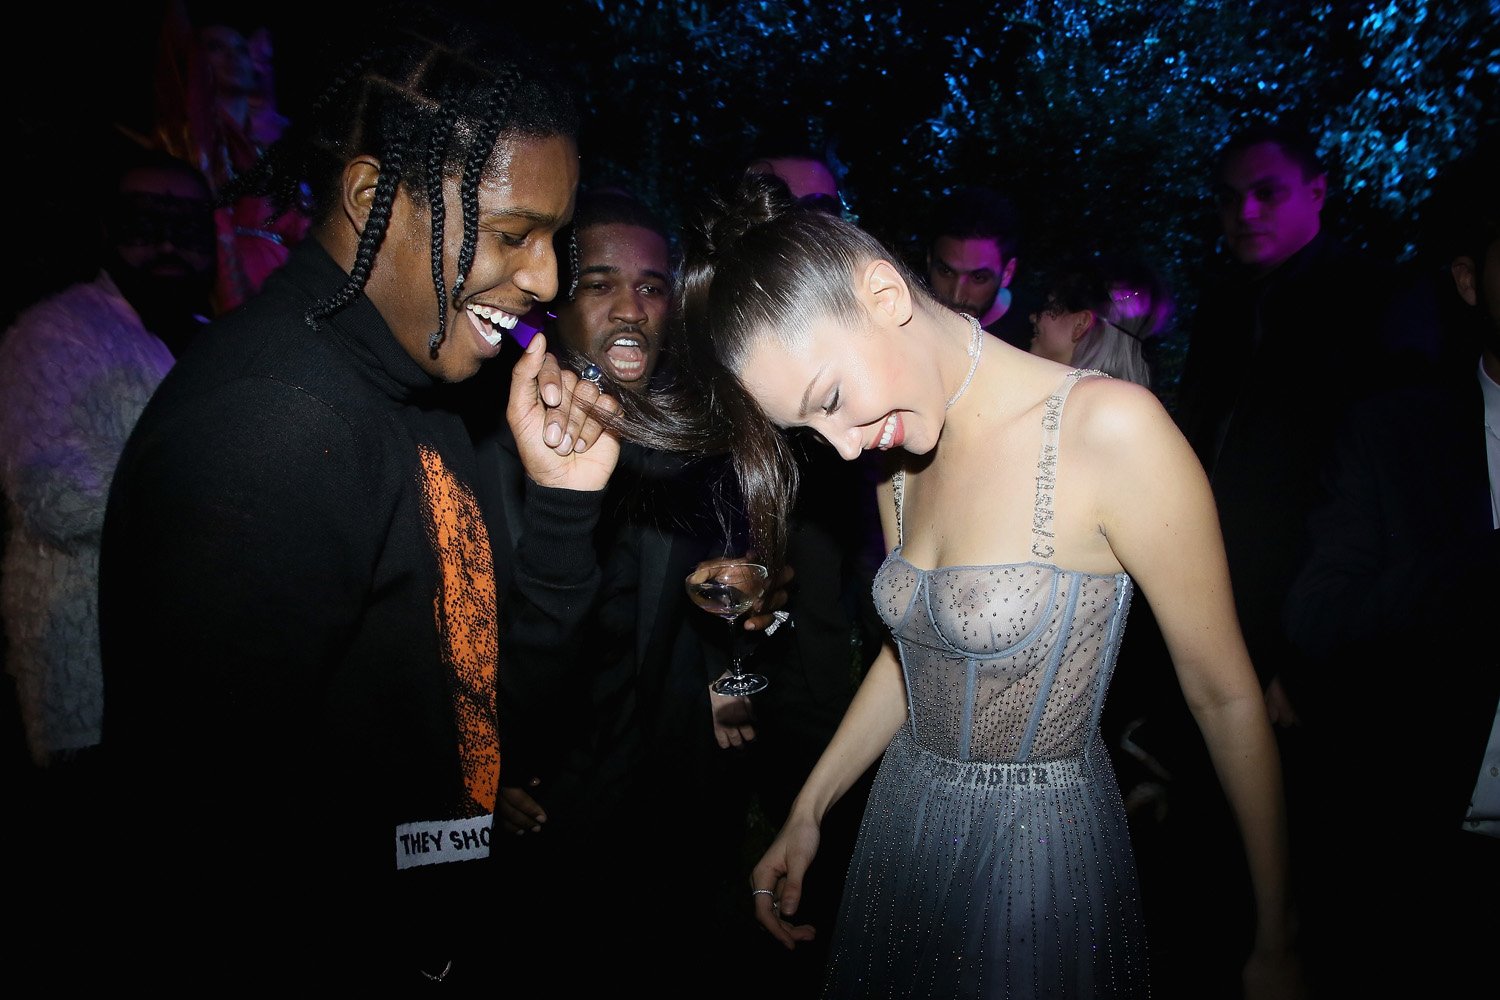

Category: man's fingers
[536, 347, 564, 408]
[497, 785, 547, 834]
[572, 389, 618, 454]
[497, 799, 537, 834]
[507, 332, 548, 412]
[543, 366, 575, 448]
[557, 377, 603, 454]
[542, 368, 610, 454]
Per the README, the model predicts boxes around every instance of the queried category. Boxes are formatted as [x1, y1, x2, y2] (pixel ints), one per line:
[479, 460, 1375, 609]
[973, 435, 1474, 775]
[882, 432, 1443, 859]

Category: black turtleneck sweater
[96, 240, 603, 984]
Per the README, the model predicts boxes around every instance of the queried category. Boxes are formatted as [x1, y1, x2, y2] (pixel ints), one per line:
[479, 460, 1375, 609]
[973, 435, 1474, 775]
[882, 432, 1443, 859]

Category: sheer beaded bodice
[874, 553, 1130, 761]
[873, 368, 1131, 763]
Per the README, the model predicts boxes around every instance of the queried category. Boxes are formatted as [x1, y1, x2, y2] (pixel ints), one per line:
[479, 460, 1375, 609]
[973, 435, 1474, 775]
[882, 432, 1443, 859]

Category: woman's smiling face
[737, 309, 943, 461]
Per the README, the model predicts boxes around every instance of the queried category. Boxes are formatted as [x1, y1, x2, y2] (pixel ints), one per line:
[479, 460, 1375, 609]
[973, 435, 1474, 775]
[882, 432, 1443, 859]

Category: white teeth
[877, 414, 897, 449]
[614, 338, 641, 348]
[467, 305, 505, 347]
[466, 303, 518, 330]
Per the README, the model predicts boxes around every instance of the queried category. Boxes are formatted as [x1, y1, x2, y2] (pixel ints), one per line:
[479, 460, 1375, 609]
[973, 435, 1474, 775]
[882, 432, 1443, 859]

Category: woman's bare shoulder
[1066, 374, 1173, 438]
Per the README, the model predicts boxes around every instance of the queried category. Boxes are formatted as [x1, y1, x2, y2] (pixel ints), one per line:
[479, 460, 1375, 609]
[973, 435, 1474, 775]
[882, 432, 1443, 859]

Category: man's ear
[1451, 255, 1478, 307]
[1000, 256, 1018, 288]
[339, 156, 384, 234]
[1308, 172, 1327, 213]
[865, 259, 913, 327]
[1072, 311, 1094, 343]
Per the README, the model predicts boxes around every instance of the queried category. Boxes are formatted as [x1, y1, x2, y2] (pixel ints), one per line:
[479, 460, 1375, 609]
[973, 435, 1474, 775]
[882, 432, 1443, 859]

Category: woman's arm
[785, 640, 909, 824]
[750, 469, 909, 946]
[1084, 382, 1297, 987]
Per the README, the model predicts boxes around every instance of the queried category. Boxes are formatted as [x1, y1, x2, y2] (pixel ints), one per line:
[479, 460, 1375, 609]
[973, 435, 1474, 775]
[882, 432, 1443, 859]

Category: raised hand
[507, 332, 621, 492]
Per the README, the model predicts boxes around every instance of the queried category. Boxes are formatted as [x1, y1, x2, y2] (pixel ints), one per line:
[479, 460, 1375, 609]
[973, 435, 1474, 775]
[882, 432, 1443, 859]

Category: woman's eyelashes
[822, 388, 840, 416]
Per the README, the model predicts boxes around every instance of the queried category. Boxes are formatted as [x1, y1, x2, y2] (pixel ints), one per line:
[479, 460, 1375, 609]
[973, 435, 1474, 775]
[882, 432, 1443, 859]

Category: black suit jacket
[1176, 232, 1400, 689]
[479, 423, 724, 814]
[1284, 369, 1500, 830]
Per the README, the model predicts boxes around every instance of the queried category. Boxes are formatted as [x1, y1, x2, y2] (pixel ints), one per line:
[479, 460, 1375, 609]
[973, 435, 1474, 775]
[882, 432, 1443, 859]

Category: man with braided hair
[93, 13, 615, 986]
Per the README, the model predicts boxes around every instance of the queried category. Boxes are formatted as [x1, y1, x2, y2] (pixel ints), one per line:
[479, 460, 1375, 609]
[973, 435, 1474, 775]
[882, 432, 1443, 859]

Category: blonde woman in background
[1029, 254, 1172, 387]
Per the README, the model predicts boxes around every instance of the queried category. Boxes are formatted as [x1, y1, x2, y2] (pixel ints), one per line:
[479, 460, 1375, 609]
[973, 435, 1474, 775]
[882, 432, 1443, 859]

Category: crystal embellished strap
[1030, 369, 1109, 560]
[892, 468, 905, 547]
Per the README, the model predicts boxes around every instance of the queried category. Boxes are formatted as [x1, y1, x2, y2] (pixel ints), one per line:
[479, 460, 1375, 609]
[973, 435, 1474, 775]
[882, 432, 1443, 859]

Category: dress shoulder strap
[1030, 369, 1109, 560]
[891, 467, 906, 547]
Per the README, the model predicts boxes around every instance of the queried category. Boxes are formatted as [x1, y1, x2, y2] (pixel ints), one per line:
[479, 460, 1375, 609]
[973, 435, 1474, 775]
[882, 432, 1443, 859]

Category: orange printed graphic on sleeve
[417, 444, 500, 815]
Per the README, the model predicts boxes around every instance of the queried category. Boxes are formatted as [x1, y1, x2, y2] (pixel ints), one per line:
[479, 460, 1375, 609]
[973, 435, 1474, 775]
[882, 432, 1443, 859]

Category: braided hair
[220, 14, 577, 345]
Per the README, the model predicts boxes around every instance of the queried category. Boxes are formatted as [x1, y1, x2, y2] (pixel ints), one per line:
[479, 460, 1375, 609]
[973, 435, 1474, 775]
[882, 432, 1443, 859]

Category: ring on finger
[578, 363, 604, 386]
[751, 888, 780, 909]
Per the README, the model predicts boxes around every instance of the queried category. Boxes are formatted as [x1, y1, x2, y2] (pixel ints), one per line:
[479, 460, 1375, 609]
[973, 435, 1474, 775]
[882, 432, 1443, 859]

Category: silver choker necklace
[945, 313, 985, 410]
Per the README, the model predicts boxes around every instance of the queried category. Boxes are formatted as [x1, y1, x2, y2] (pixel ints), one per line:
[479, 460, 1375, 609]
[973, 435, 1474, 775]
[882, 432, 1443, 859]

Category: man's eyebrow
[482, 208, 566, 225]
[796, 363, 829, 420]
[578, 263, 618, 277]
[642, 269, 672, 284]
[934, 254, 992, 277]
[1221, 174, 1285, 194]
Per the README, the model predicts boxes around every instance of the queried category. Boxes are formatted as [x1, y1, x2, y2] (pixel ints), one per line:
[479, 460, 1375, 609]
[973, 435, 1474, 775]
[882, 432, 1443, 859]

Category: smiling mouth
[874, 413, 900, 450]
[465, 303, 519, 346]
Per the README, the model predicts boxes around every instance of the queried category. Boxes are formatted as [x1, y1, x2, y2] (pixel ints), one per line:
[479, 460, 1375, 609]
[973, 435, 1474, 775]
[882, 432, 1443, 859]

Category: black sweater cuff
[518, 479, 605, 580]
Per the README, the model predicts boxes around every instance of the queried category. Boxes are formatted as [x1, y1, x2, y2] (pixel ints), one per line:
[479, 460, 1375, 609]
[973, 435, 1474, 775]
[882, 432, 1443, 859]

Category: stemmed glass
[685, 559, 771, 696]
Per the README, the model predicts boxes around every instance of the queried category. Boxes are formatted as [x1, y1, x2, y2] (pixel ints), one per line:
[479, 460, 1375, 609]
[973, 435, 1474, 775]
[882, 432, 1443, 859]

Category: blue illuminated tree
[549, 0, 1498, 398]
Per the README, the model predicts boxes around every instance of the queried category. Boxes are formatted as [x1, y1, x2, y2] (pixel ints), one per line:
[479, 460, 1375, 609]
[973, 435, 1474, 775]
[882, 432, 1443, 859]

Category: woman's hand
[507, 333, 620, 492]
[749, 812, 822, 949]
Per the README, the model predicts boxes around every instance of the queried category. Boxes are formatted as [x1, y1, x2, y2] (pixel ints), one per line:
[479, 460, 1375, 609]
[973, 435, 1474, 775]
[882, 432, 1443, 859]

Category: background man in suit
[1282, 133, 1499, 996]
[1163, 121, 1411, 986]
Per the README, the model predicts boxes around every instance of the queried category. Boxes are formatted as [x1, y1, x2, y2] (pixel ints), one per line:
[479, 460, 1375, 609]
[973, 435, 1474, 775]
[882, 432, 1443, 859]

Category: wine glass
[685, 560, 772, 697]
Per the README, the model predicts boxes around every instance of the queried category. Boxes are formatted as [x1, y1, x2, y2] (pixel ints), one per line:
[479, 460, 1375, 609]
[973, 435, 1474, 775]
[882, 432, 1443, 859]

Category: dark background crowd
[7, 0, 1499, 398]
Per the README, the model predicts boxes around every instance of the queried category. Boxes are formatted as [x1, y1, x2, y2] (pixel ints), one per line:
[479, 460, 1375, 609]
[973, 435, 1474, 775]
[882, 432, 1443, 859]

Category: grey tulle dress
[824, 370, 1150, 998]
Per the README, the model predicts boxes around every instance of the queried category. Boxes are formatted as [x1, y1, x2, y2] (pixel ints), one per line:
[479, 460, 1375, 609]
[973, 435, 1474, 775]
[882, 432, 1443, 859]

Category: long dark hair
[218, 9, 578, 349]
[611, 172, 930, 572]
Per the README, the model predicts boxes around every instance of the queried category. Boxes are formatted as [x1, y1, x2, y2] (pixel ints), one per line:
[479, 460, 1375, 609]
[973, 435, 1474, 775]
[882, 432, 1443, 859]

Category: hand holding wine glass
[685, 558, 771, 696]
